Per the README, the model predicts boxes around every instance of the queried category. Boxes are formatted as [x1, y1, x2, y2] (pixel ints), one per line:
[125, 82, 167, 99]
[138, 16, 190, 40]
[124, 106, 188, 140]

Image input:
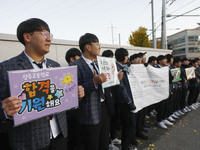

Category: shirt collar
[82, 55, 94, 64]
[24, 51, 47, 64]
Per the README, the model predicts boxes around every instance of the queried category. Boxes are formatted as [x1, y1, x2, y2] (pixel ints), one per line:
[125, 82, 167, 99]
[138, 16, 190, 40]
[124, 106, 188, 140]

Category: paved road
[136, 101, 200, 150]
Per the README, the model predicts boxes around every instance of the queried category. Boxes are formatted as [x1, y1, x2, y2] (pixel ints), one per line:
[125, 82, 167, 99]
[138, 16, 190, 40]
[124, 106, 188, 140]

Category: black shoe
[137, 133, 149, 140]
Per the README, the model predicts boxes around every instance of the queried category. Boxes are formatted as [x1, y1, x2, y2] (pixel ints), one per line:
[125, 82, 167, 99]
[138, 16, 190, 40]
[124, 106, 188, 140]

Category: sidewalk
[137, 101, 200, 150]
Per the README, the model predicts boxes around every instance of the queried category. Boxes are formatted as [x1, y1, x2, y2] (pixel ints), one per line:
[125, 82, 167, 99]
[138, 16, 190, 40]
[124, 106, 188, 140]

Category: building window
[173, 48, 186, 55]
[188, 47, 200, 53]
[188, 36, 200, 42]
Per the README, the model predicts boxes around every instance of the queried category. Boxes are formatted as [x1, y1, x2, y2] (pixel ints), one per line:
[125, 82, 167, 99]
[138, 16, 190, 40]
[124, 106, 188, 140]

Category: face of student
[193, 62, 198, 67]
[175, 62, 182, 68]
[183, 60, 189, 65]
[153, 60, 157, 66]
[160, 58, 167, 66]
[70, 55, 81, 64]
[87, 42, 101, 58]
[131, 58, 137, 64]
[26, 30, 52, 56]
[141, 55, 146, 63]
[122, 56, 129, 64]
[170, 58, 174, 65]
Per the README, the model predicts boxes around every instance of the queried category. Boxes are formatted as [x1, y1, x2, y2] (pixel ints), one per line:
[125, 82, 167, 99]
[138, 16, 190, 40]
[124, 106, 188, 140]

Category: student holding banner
[188, 59, 200, 110]
[0, 18, 84, 150]
[115, 48, 137, 150]
[156, 55, 174, 129]
[180, 58, 192, 112]
[172, 57, 184, 116]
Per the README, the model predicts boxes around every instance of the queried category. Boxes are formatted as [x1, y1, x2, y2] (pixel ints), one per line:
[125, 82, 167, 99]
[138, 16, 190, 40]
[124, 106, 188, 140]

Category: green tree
[129, 26, 151, 47]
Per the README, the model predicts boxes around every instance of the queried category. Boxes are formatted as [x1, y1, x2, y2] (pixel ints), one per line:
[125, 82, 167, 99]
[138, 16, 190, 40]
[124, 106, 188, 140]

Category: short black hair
[17, 18, 50, 45]
[191, 59, 197, 64]
[138, 52, 147, 57]
[157, 55, 166, 64]
[173, 57, 181, 65]
[65, 48, 82, 64]
[148, 56, 157, 63]
[181, 57, 188, 62]
[115, 48, 129, 62]
[79, 33, 99, 53]
[102, 50, 113, 57]
[130, 54, 140, 61]
[165, 54, 173, 63]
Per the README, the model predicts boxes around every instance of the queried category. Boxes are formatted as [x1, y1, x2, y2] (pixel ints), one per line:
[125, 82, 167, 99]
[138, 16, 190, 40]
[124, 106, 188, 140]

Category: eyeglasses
[89, 43, 101, 47]
[30, 31, 53, 40]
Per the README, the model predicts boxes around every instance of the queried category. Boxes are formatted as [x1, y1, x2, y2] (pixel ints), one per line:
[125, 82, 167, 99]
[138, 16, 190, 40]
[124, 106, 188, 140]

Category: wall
[0, 33, 172, 66]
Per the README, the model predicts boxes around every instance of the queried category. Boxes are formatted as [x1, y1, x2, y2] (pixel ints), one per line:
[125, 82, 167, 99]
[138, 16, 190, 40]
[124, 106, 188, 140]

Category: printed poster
[97, 56, 120, 88]
[185, 67, 196, 80]
[171, 68, 181, 82]
[8, 66, 78, 126]
[128, 65, 169, 113]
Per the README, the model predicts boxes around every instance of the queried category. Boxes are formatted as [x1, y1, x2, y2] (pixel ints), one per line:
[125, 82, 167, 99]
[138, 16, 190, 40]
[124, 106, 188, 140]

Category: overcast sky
[0, 0, 200, 46]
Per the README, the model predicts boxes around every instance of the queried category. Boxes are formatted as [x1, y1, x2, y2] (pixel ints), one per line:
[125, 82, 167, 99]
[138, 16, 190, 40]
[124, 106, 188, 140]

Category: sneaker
[109, 144, 119, 150]
[163, 119, 173, 126]
[185, 106, 191, 112]
[178, 110, 184, 115]
[182, 108, 188, 113]
[189, 105, 196, 110]
[158, 121, 167, 129]
[174, 111, 181, 116]
[168, 116, 175, 122]
[171, 114, 179, 119]
[193, 103, 198, 108]
[112, 138, 121, 145]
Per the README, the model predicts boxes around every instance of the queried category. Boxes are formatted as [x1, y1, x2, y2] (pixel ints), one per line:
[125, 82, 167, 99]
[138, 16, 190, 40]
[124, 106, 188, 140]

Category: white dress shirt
[24, 51, 60, 139]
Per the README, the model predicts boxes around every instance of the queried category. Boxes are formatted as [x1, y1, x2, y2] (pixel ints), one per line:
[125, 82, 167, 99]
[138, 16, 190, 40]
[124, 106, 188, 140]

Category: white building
[0, 33, 171, 66]
[168, 28, 200, 58]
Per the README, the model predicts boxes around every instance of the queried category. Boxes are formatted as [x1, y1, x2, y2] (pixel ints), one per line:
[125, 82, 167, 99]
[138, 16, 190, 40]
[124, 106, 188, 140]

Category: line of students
[66, 46, 200, 150]
[0, 18, 200, 150]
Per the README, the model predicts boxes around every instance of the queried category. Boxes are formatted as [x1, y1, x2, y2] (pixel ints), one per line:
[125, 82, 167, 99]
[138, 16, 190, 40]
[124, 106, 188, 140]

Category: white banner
[128, 64, 169, 113]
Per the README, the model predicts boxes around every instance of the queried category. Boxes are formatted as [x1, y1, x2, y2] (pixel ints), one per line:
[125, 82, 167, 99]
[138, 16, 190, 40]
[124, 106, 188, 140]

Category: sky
[0, 0, 200, 46]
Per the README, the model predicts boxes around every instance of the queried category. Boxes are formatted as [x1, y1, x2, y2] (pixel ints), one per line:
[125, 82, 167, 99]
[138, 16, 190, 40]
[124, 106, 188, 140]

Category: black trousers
[43, 134, 68, 150]
[80, 102, 110, 150]
[118, 103, 136, 150]
[180, 87, 188, 109]
[156, 98, 170, 122]
[173, 85, 182, 112]
[136, 108, 146, 135]
[188, 87, 199, 105]
[67, 118, 82, 150]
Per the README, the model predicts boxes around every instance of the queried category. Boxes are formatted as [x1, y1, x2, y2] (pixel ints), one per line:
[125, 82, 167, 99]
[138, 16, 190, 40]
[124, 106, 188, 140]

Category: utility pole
[111, 23, 115, 45]
[161, 0, 167, 49]
[119, 33, 121, 46]
[151, 0, 156, 48]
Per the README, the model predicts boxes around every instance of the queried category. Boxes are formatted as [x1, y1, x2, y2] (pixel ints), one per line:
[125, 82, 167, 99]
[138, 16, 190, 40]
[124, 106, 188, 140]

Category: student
[130, 53, 149, 141]
[65, 48, 82, 150]
[65, 48, 82, 65]
[114, 48, 137, 150]
[130, 54, 140, 64]
[173, 57, 184, 116]
[156, 55, 173, 129]
[180, 58, 191, 112]
[70, 33, 110, 150]
[102, 49, 122, 148]
[148, 56, 157, 67]
[0, 18, 84, 150]
[138, 52, 147, 64]
[187, 59, 200, 110]
[102, 50, 114, 58]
